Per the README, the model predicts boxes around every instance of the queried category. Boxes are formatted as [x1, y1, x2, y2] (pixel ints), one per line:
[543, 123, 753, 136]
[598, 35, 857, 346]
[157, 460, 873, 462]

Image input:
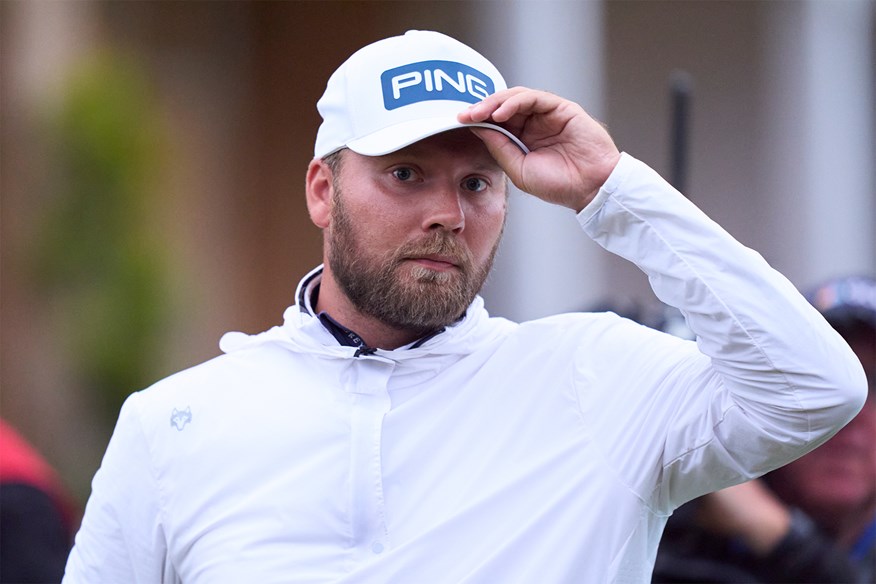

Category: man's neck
[314, 273, 428, 350]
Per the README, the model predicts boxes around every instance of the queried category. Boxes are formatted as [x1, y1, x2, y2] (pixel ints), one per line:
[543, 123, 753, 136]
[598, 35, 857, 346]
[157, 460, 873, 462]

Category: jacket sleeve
[577, 153, 867, 510]
[63, 393, 171, 583]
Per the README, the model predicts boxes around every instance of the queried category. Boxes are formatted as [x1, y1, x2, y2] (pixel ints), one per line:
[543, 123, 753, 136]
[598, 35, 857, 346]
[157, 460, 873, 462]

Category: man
[63, 30, 866, 583]
[653, 275, 875, 583]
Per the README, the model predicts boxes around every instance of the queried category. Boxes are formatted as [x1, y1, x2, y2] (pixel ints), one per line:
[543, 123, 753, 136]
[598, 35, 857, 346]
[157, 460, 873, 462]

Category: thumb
[469, 127, 526, 184]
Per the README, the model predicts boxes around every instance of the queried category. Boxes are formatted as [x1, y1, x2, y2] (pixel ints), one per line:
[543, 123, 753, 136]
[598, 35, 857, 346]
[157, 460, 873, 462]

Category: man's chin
[383, 282, 473, 329]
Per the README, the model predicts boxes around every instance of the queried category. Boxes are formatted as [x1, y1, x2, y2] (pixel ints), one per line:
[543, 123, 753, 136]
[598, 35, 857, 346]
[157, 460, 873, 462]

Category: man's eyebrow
[466, 160, 504, 174]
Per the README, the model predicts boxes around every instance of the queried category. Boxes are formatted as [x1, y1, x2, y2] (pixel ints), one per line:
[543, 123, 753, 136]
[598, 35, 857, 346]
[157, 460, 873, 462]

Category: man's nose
[423, 186, 465, 233]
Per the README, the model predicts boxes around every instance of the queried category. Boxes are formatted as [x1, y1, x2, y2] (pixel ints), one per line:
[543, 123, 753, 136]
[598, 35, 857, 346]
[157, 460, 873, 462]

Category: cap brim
[346, 117, 529, 156]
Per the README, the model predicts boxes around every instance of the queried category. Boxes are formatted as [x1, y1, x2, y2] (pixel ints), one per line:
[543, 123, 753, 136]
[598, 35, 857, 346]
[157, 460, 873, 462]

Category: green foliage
[35, 51, 172, 418]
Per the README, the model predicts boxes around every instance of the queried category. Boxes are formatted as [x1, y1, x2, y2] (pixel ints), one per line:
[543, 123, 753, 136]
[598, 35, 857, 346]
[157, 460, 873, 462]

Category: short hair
[322, 149, 344, 178]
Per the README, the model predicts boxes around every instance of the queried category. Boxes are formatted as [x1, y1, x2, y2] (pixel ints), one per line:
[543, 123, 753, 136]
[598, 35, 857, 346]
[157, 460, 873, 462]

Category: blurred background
[1, 0, 874, 515]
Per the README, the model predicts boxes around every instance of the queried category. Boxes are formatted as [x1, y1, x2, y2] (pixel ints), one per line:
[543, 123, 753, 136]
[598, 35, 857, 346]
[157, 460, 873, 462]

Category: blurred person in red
[653, 275, 876, 583]
[0, 419, 78, 583]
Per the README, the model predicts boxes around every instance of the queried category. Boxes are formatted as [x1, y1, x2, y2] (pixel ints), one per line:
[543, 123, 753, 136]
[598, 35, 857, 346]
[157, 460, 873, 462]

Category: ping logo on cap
[381, 60, 495, 111]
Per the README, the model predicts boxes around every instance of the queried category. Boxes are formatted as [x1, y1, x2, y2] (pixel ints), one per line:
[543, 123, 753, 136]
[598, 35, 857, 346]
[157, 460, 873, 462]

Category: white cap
[313, 30, 528, 158]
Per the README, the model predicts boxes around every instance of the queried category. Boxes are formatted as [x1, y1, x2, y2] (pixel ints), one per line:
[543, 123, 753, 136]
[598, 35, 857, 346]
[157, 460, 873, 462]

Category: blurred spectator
[1, 419, 78, 583]
[653, 275, 876, 583]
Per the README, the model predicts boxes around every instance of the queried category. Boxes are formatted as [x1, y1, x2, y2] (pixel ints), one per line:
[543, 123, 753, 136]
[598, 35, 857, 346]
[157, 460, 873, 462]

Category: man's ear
[306, 157, 334, 229]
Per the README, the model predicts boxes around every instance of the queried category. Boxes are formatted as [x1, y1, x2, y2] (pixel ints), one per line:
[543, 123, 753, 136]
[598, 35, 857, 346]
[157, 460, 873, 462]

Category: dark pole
[669, 70, 693, 196]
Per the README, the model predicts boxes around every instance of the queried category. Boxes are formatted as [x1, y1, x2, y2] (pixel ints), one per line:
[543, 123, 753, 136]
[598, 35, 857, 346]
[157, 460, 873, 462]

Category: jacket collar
[294, 265, 449, 351]
[221, 265, 512, 361]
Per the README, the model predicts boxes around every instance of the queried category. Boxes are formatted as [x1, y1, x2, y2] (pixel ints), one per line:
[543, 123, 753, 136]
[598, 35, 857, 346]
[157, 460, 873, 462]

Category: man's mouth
[406, 255, 460, 271]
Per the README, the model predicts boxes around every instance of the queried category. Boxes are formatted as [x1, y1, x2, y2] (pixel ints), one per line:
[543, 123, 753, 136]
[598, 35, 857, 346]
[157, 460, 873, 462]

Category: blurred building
[1, 1, 874, 507]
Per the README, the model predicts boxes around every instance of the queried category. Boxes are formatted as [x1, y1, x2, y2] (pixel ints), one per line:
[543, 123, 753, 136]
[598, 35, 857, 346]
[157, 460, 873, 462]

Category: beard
[327, 187, 501, 336]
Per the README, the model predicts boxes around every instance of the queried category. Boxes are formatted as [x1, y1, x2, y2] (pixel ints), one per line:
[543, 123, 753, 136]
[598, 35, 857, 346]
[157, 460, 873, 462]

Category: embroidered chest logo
[170, 407, 192, 431]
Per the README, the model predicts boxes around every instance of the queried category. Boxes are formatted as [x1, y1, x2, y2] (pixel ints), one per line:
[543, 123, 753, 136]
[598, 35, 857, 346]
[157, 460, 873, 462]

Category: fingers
[461, 87, 560, 122]
[468, 127, 525, 182]
[460, 87, 596, 150]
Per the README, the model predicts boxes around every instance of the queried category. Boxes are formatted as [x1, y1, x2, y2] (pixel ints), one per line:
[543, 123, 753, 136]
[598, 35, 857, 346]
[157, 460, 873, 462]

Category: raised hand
[459, 87, 622, 212]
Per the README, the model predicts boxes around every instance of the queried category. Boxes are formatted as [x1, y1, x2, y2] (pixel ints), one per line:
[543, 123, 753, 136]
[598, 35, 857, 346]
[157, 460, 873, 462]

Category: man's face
[325, 129, 507, 335]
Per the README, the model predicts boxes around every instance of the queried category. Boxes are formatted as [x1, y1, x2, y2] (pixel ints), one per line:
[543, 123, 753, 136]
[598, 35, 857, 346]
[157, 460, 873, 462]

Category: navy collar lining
[299, 266, 450, 352]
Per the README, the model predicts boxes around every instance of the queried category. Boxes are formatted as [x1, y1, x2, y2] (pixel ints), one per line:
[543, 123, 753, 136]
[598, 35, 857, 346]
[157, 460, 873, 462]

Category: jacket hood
[219, 266, 515, 363]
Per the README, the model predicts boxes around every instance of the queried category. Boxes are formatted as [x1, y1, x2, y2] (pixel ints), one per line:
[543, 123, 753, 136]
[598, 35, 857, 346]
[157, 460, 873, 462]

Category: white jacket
[63, 154, 866, 583]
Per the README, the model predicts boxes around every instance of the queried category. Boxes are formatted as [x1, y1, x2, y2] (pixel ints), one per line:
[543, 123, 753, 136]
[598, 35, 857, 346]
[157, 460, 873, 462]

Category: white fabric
[313, 30, 527, 158]
[63, 154, 866, 584]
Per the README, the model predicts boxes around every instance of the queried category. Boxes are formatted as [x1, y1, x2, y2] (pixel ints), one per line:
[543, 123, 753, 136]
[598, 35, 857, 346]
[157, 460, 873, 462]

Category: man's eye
[392, 167, 415, 181]
[463, 177, 488, 192]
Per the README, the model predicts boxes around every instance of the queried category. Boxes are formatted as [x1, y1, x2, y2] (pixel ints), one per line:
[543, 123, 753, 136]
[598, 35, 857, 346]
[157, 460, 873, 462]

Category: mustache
[393, 233, 473, 268]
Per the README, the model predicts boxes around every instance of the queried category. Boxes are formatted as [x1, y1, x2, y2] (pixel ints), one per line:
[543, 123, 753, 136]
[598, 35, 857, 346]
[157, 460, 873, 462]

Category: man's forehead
[375, 128, 501, 167]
